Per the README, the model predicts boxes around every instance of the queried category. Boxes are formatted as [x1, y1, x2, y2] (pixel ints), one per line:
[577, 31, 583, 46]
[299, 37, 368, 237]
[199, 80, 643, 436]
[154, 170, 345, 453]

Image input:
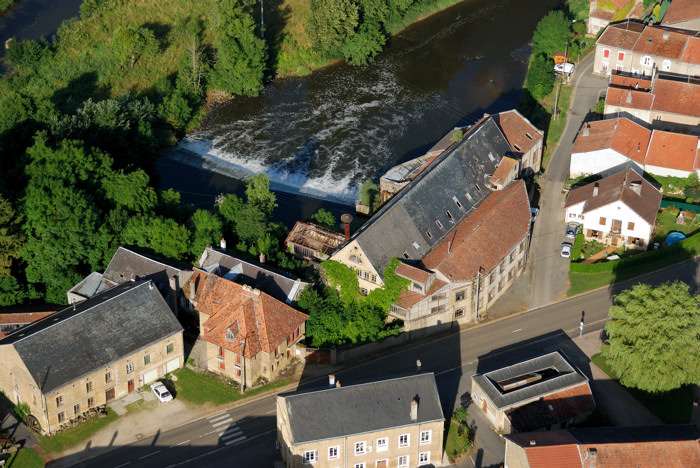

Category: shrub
[570, 233, 585, 260]
[359, 180, 380, 211]
[525, 54, 554, 101]
[14, 402, 30, 422]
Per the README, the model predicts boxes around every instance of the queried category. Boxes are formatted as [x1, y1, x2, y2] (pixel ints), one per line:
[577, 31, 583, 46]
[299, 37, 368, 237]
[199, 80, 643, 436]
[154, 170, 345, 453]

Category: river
[167, 0, 562, 209]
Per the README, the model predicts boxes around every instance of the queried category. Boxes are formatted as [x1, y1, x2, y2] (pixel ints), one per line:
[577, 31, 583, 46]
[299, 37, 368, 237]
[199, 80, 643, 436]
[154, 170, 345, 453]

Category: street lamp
[239, 338, 247, 394]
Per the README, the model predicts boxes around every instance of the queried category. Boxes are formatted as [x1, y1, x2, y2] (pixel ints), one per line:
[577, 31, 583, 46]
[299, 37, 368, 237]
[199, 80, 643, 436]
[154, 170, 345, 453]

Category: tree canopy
[531, 10, 572, 59]
[601, 281, 700, 393]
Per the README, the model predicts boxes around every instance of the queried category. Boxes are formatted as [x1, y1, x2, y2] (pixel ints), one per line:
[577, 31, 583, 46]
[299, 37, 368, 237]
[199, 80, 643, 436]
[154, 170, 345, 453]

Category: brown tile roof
[577, 440, 700, 467]
[597, 21, 644, 49]
[682, 36, 700, 64]
[394, 279, 447, 310]
[633, 27, 690, 59]
[609, 74, 651, 90]
[663, 0, 700, 25]
[650, 78, 700, 117]
[0, 312, 55, 325]
[571, 118, 651, 164]
[645, 130, 700, 172]
[605, 87, 654, 112]
[422, 180, 530, 281]
[491, 156, 517, 186]
[395, 262, 432, 284]
[284, 221, 345, 257]
[590, 9, 614, 21]
[565, 168, 662, 225]
[492, 109, 543, 158]
[542, 383, 596, 423]
[188, 270, 307, 358]
[526, 445, 583, 468]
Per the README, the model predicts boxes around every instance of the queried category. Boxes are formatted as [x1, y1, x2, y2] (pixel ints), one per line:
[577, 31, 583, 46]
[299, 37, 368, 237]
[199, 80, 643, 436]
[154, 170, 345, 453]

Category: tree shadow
[142, 22, 172, 50]
[263, 0, 292, 78]
[518, 89, 551, 146]
[50, 71, 110, 114]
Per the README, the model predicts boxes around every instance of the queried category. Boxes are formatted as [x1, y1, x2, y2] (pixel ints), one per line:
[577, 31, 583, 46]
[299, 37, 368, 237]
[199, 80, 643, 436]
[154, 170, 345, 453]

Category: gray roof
[66, 272, 116, 300]
[0, 281, 183, 395]
[198, 247, 305, 303]
[568, 425, 700, 444]
[348, 118, 511, 275]
[282, 373, 444, 444]
[472, 351, 588, 410]
[103, 247, 182, 286]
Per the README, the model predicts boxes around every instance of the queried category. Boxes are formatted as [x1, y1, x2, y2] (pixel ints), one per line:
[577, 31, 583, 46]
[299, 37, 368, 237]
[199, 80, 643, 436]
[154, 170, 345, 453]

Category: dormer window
[436, 220, 443, 229]
[412, 241, 420, 250]
[487, 152, 495, 162]
[403, 251, 409, 259]
[453, 196, 463, 209]
[465, 192, 473, 201]
[446, 211, 453, 222]
[426, 230, 433, 238]
[475, 184, 481, 192]
[226, 327, 237, 343]
[525, 132, 533, 140]
[513, 144, 521, 152]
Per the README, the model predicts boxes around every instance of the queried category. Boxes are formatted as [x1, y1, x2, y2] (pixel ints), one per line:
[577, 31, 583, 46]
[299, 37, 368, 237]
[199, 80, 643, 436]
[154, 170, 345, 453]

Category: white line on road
[224, 435, 246, 446]
[220, 426, 241, 437]
[199, 430, 218, 438]
[114, 463, 131, 468]
[168, 440, 191, 448]
[211, 418, 234, 428]
[138, 451, 161, 460]
[221, 431, 243, 441]
[512, 328, 522, 333]
[208, 414, 232, 423]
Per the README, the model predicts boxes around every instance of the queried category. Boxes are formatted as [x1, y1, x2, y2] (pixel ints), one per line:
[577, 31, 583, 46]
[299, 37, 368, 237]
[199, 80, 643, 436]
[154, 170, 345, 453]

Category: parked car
[554, 62, 574, 74]
[152, 381, 173, 403]
[530, 207, 539, 223]
[560, 242, 573, 258]
[565, 224, 578, 239]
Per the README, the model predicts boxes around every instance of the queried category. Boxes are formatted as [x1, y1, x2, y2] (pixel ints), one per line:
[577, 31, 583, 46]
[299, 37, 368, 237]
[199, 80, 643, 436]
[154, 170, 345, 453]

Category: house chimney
[416, 359, 422, 373]
[529, 440, 536, 446]
[335, 380, 341, 388]
[586, 447, 597, 468]
[593, 182, 599, 197]
[189, 281, 196, 300]
[259, 252, 266, 264]
[328, 374, 335, 388]
[626, 90, 632, 104]
[662, 31, 670, 40]
[410, 398, 418, 422]
[637, 142, 641, 152]
[630, 181, 642, 196]
[341, 213, 354, 241]
[220, 237, 227, 252]
[582, 124, 590, 137]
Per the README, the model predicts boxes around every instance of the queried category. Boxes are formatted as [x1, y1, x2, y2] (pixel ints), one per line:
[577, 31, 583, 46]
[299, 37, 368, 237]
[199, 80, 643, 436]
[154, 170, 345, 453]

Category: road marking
[168, 440, 191, 448]
[512, 328, 522, 333]
[208, 414, 232, 423]
[211, 418, 234, 428]
[199, 430, 217, 438]
[114, 463, 131, 468]
[221, 430, 243, 441]
[220, 426, 241, 437]
[138, 451, 161, 460]
[224, 435, 246, 446]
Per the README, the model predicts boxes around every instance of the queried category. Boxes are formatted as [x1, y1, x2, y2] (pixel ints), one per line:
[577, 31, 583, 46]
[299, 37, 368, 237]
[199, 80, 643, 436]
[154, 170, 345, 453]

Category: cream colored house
[0, 281, 183, 434]
[277, 373, 444, 468]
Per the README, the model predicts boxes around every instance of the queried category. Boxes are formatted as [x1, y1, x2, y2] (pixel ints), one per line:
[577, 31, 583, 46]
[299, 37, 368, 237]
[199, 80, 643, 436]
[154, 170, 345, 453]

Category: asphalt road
[60, 256, 700, 468]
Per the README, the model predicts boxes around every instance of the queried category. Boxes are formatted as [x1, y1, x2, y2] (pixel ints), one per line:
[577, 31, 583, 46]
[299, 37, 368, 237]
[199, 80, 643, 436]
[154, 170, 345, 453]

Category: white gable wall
[569, 149, 642, 178]
[565, 202, 585, 224]
[644, 164, 693, 179]
[582, 200, 654, 242]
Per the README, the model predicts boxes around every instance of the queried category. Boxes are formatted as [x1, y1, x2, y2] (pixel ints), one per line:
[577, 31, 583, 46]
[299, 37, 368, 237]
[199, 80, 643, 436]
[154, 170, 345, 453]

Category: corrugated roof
[282, 373, 444, 444]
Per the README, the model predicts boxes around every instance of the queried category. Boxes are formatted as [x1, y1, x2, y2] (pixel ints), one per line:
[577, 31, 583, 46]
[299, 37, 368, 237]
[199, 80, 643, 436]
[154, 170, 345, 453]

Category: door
[143, 369, 158, 384]
[376, 460, 387, 468]
[611, 219, 622, 234]
[128, 379, 135, 393]
[166, 357, 180, 373]
[105, 388, 115, 401]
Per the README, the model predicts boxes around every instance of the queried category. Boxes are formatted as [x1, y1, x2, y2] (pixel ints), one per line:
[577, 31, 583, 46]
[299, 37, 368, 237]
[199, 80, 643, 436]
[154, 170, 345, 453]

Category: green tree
[594, 98, 605, 115]
[531, 10, 572, 59]
[601, 282, 700, 393]
[0, 195, 24, 278]
[340, 21, 386, 65]
[525, 54, 554, 100]
[359, 179, 380, 210]
[212, 0, 267, 96]
[308, 0, 359, 59]
[190, 209, 223, 257]
[103, 169, 157, 213]
[310, 208, 337, 229]
[235, 204, 268, 245]
[245, 173, 277, 218]
[177, 19, 209, 96]
[216, 193, 245, 231]
[112, 26, 157, 68]
[0, 276, 27, 307]
[122, 215, 192, 260]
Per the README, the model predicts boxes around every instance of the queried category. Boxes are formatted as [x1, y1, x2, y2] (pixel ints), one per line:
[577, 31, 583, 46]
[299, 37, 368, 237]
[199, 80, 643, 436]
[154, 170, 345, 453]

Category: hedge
[570, 231, 700, 274]
[570, 233, 585, 260]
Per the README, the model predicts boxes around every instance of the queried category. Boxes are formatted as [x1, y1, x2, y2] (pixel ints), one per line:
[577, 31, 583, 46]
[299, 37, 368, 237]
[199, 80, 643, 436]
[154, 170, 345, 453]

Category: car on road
[565, 224, 578, 239]
[560, 242, 573, 258]
[152, 381, 173, 403]
[530, 207, 539, 223]
[554, 62, 574, 74]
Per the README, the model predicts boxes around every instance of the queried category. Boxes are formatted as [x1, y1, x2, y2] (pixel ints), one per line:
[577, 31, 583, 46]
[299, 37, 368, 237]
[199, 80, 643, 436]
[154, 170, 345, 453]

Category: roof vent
[630, 180, 642, 196]
[626, 91, 632, 104]
[593, 182, 599, 197]
[410, 398, 418, 422]
[582, 124, 590, 137]
[530, 440, 536, 446]
[662, 31, 670, 40]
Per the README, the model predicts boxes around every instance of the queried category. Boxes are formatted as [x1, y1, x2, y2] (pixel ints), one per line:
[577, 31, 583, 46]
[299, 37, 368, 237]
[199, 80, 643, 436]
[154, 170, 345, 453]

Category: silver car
[560, 242, 573, 258]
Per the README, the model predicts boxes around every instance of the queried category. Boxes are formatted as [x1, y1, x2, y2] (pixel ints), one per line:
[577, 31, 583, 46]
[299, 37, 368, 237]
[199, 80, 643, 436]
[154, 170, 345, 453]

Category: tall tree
[601, 281, 700, 393]
[189, 209, 223, 257]
[531, 10, 572, 59]
[308, 0, 359, 59]
[245, 173, 277, 219]
[525, 54, 554, 100]
[0, 195, 24, 278]
[310, 208, 336, 229]
[112, 26, 157, 68]
[212, 0, 267, 97]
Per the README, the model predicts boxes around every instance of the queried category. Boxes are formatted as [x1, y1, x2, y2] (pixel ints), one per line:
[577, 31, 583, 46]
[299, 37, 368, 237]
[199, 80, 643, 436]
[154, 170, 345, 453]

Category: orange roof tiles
[526, 445, 583, 468]
[609, 74, 651, 90]
[571, 118, 651, 164]
[395, 262, 432, 284]
[492, 110, 543, 158]
[682, 36, 700, 64]
[394, 279, 447, 310]
[651, 78, 700, 117]
[542, 383, 596, 423]
[663, 0, 700, 25]
[633, 27, 689, 59]
[422, 180, 530, 281]
[590, 9, 614, 21]
[188, 270, 308, 358]
[597, 21, 644, 49]
[491, 156, 517, 186]
[605, 87, 654, 111]
[0, 312, 55, 324]
[645, 130, 700, 172]
[577, 441, 700, 467]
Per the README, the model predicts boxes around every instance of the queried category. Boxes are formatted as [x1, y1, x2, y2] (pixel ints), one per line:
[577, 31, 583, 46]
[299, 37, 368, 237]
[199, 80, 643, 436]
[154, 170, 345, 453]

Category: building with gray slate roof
[471, 351, 594, 433]
[277, 373, 445, 468]
[0, 281, 184, 434]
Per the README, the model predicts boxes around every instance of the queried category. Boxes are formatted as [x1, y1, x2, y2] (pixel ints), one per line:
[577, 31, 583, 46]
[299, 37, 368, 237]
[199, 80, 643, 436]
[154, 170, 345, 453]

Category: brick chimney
[220, 237, 227, 252]
[582, 123, 590, 137]
[341, 214, 354, 241]
[410, 398, 418, 422]
[630, 180, 642, 196]
[593, 182, 599, 197]
[585, 447, 597, 468]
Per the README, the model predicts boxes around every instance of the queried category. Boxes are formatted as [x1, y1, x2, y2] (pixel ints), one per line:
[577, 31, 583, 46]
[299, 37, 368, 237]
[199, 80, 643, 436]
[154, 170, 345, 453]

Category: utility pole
[260, 0, 264, 36]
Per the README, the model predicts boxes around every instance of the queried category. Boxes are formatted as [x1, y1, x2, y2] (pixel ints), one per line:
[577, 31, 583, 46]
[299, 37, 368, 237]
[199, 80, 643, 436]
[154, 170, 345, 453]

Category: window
[328, 446, 339, 460]
[475, 184, 481, 191]
[662, 59, 671, 71]
[74, 403, 81, 415]
[376, 437, 388, 452]
[412, 241, 420, 250]
[426, 229, 433, 238]
[631, 67, 640, 76]
[419, 452, 430, 465]
[357, 269, 362, 277]
[303, 450, 318, 464]
[601, 61, 609, 72]
[361, 288, 368, 295]
[403, 251, 409, 259]
[641, 55, 652, 66]
[455, 290, 465, 302]
[399, 434, 409, 448]
[219, 360, 226, 370]
[520, 241, 525, 252]
[355, 441, 366, 455]
[518, 259, 523, 270]
[465, 192, 473, 201]
[420, 430, 431, 444]
[349, 254, 363, 264]
[364, 271, 369, 280]
[498, 278, 504, 291]
[599, 217, 607, 226]
[167, 343, 174, 354]
[617, 51, 624, 61]
[508, 270, 513, 281]
[354, 464, 365, 468]
[413, 282, 423, 292]
[144, 353, 151, 366]
[105, 371, 112, 383]
[56, 396, 63, 407]
[453, 196, 463, 209]
[126, 363, 134, 374]
[616, 64, 624, 72]
[57, 411, 65, 423]
[446, 210, 453, 222]
[218, 346, 224, 357]
[603, 48, 610, 58]
[86, 381, 93, 393]
[455, 309, 464, 318]
[436, 220, 443, 229]
[87, 397, 94, 408]
[371, 275, 377, 283]
[487, 151, 495, 162]
[627, 221, 635, 230]
[398, 455, 409, 467]
[509, 251, 515, 263]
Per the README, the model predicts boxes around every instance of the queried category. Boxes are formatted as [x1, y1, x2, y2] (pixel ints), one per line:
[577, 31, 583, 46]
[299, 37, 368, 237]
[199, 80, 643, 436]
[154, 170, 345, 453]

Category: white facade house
[565, 169, 662, 249]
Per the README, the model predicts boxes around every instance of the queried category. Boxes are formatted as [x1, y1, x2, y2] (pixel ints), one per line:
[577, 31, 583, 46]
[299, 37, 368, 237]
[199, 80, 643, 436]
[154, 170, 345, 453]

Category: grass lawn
[651, 207, 700, 244]
[444, 418, 473, 463]
[4, 447, 45, 468]
[541, 85, 573, 169]
[37, 408, 118, 455]
[591, 354, 693, 424]
[171, 368, 291, 406]
[578, 240, 608, 261]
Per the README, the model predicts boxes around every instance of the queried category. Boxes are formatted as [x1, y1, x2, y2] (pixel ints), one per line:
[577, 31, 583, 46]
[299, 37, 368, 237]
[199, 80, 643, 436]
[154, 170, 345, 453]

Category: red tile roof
[491, 156, 517, 186]
[577, 441, 700, 467]
[0, 312, 55, 325]
[394, 279, 447, 310]
[609, 74, 651, 91]
[682, 36, 700, 64]
[590, 9, 615, 21]
[662, 0, 700, 25]
[571, 118, 651, 164]
[645, 130, 700, 172]
[651, 78, 700, 117]
[542, 383, 596, 423]
[188, 270, 308, 358]
[597, 21, 644, 49]
[492, 109, 543, 158]
[395, 262, 432, 284]
[422, 180, 530, 281]
[633, 27, 690, 60]
[526, 445, 583, 468]
[605, 87, 654, 112]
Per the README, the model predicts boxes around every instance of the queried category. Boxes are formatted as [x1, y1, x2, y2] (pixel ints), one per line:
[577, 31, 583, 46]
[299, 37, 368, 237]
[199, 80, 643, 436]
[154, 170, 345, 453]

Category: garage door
[166, 357, 180, 373]
[143, 368, 158, 384]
